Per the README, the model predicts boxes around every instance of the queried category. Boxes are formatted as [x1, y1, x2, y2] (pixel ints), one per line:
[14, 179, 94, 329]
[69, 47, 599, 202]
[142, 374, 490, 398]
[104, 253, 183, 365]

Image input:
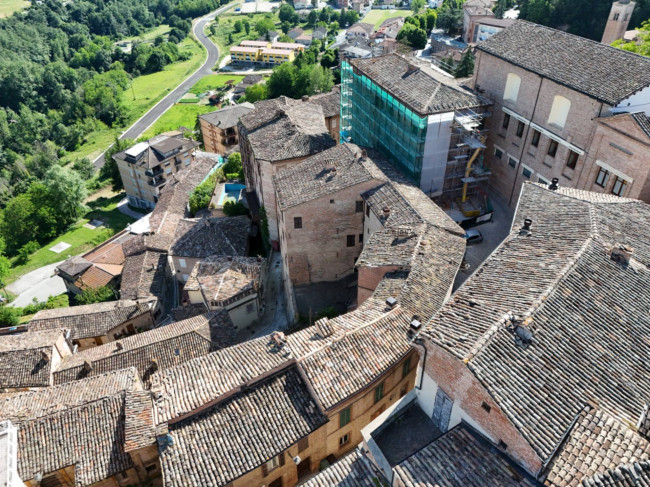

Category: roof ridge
[464, 236, 593, 363]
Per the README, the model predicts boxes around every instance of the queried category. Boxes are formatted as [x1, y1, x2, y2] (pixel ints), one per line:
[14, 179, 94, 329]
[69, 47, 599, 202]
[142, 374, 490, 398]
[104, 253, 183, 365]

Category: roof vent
[383, 206, 391, 219]
[272, 331, 286, 348]
[316, 318, 333, 338]
[410, 316, 421, 331]
[611, 243, 633, 267]
[115, 341, 124, 351]
[40, 350, 51, 362]
[506, 314, 534, 348]
[519, 218, 532, 236]
[386, 296, 397, 308]
[83, 360, 93, 372]
[549, 178, 559, 191]
[150, 358, 159, 371]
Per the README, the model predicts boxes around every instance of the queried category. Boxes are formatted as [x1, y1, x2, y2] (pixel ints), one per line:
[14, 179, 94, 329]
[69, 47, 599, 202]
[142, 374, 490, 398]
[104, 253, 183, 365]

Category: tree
[267, 63, 298, 98]
[223, 200, 248, 216]
[612, 21, 650, 56]
[75, 285, 117, 305]
[455, 48, 475, 78]
[234, 19, 243, 33]
[319, 8, 331, 23]
[0, 307, 19, 327]
[154, 35, 165, 46]
[439, 55, 455, 74]
[437, 0, 464, 33]
[408, 27, 428, 49]
[321, 49, 338, 68]
[43, 165, 88, 225]
[278, 4, 296, 22]
[0, 254, 10, 299]
[328, 21, 340, 36]
[244, 20, 251, 35]
[412, 0, 426, 12]
[244, 83, 268, 102]
[425, 9, 438, 32]
[72, 158, 95, 179]
[308, 10, 318, 26]
[101, 137, 134, 191]
[281, 21, 292, 34]
[256, 17, 276, 37]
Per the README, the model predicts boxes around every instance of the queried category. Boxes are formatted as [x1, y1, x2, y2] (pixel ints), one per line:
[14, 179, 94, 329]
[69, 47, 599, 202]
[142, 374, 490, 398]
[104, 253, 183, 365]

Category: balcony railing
[148, 177, 166, 187]
[145, 167, 163, 177]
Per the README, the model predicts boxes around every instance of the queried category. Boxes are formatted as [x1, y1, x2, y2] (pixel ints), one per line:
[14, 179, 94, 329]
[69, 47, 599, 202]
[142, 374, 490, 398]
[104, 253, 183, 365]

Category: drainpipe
[412, 338, 427, 391]
[508, 77, 544, 207]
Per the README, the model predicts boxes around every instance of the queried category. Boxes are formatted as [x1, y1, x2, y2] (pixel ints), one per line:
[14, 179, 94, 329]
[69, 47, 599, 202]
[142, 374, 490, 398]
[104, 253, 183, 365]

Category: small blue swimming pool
[218, 183, 246, 206]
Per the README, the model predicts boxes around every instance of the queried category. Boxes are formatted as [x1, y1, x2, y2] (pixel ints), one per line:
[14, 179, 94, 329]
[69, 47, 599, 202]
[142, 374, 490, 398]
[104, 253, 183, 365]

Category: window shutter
[261, 462, 268, 477]
[279, 452, 285, 467]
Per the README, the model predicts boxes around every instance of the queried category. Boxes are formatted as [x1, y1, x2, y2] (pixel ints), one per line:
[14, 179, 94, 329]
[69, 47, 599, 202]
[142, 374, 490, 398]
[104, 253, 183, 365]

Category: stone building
[239, 97, 336, 243]
[199, 103, 255, 155]
[28, 299, 156, 350]
[114, 135, 200, 210]
[183, 256, 265, 330]
[472, 20, 650, 205]
[601, 0, 636, 45]
[305, 85, 341, 144]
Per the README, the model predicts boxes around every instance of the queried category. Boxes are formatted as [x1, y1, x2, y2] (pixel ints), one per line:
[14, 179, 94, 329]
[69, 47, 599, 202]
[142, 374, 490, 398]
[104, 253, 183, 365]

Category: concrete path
[117, 197, 148, 219]
[93, 2, 237, 169]
[251, 252, 288, 339]
[7, 261, 67, 308]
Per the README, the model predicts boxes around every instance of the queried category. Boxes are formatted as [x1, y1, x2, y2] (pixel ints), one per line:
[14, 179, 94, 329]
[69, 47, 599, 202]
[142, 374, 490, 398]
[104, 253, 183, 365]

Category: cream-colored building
[114, 135, 200, 210]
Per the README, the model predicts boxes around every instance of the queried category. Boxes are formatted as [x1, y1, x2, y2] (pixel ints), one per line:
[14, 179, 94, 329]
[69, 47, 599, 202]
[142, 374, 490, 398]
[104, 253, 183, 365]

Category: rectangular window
[339, 407, 351, 428]
[346, 235, 355, 247]
[611, 176, 627, 196]
[374, 383, 384, 404]
[179, 259, 187, 268]
[566, 150, 578, 169]
[531, 129, 541, 147]
[494, 147, 503, 160]
[595, 167, 609, 187]
[294, 217, 302, 229]
[365, 204, 370, 216]
[266, 455, 281, 472]
[339, 433, 350, 447]
[359, 233, 363, 244]
[481, 402, 492, 413]
[508, 156, 517, 168]
[502, 113, 510, 129]
[516, 121, 525, 137]
[522, 165, 533, 179]
[246, 303, 255, 314]
[355, 201, 363, 213]
[547, 140, 558, 158]
[402, 357, 411, 379]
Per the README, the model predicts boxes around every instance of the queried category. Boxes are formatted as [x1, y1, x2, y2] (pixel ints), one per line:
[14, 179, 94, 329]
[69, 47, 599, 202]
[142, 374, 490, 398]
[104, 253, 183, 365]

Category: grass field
[142, 104, 215, 138]
[0, 0, 29, 18]
[5, 194, 135, 284]
[62, 36, 205, 164]
[123, 24, 171, 43]
[189, 74, 244, 94]
[363, 9, 413, 28]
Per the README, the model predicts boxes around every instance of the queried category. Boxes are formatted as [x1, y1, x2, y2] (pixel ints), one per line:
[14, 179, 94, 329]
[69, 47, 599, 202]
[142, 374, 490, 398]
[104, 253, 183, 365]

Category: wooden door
[432, 387, 453, 431]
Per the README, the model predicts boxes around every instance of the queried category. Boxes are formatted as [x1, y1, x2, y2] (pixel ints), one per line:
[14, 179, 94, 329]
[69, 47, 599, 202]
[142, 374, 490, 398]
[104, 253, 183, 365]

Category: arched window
[548, 95, 571, 128]
[503, 73, 521, 102]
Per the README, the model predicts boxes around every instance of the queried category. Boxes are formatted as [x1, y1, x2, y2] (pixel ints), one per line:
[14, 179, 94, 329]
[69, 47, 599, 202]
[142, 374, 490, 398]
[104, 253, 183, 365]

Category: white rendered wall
[421, 112, 454, 196]
[613, 84, 650, 115]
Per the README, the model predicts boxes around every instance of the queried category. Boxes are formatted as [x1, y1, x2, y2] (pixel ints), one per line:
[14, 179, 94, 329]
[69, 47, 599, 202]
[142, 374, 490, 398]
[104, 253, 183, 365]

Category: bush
[223, 200, 248, 216]
[75, 285, 116, 305]
[188, 172, 218, 216]
[20, 294, 69, 316]
[17, 241, 41, 264]
[0, 306, 20, 327]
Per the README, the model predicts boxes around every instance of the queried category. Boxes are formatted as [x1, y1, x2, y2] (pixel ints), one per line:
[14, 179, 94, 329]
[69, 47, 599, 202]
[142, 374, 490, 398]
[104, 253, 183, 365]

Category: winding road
[93, 4, 233, 168]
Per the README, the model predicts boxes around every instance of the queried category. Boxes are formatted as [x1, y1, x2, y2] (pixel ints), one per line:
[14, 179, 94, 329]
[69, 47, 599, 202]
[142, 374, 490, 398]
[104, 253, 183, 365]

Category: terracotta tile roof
[169, 216, 250, 258]
[545, 408, 650, 487]
[273, 144, 400, 210]
[348, 22, 374, 35]
[393, 424, 541, 487]
[239, 97, 336, 162]
[74, 265, 116, 290]
[83, 242, 125, 266]
[356, 228, 420, 268]
[28, 300, 154, 340]
[0, 329, 67, 389]
[582, 462, 650, 487]
[476, 21, 650, 105]
[423, 182, 650, 463]
[159, 366, 328, 487]
[0, 368, 141, 422]
[300, 449, 380, 486]
[199, 102, 255, 129]
[350, 54, 488, 116]
[307, 85, 341, 118]
[53, 311, 236, 386]
[120, 250, 167, 301]
[184, 256, 263, 306]
[150, 334, 289, 425]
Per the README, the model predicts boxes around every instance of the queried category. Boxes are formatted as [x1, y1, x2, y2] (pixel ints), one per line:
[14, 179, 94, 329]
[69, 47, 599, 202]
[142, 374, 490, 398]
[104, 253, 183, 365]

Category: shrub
[75, 285, 116, 305]
[223, 200, 248, 216]
[0, 306, 20, 327]
[188, 172, 218, 216]
[17, 241, 41, 264]
[20, 294, 69, 316]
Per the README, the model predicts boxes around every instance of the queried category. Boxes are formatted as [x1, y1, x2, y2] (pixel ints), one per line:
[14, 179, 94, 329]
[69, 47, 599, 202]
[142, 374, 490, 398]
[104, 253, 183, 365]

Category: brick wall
[357, 265, 402, 305]
[417, 340, 543, 474]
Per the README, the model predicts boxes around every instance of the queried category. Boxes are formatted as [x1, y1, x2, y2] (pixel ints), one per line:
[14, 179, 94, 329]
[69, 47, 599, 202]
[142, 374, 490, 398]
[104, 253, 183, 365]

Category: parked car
[463, 229, 483, 245]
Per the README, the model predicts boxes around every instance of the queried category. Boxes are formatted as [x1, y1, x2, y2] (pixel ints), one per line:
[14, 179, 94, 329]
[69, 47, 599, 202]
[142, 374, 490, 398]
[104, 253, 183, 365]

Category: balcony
[145, 167, 163, 177]
[148, 177, 166, 187]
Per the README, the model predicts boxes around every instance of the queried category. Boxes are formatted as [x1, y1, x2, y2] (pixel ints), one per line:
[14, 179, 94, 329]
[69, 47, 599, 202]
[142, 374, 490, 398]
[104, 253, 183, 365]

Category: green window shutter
[339, 407, 351, 428]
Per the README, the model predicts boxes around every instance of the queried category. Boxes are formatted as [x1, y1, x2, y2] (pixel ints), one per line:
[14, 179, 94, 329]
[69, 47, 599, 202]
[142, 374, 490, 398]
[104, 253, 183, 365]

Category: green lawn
[122, 24, 171, 43]
[5, 194, 135, 284]
[189, 74, 244, 94]
[142, 104, 216, 138]
[62, 36, 205, 164]
[363, 9, 413, 28]
[0, 0, 29, 18]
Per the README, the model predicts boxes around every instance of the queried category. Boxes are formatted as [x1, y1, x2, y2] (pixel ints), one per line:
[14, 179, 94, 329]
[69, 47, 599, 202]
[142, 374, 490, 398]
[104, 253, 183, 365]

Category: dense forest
[518, 0, 650, 41]
[0, 0, 225, 256]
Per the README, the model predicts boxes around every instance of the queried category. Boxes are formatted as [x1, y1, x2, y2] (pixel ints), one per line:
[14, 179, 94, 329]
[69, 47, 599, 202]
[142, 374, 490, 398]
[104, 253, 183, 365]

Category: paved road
[93, 4, 232, 169]
[7, 261, 67, 308]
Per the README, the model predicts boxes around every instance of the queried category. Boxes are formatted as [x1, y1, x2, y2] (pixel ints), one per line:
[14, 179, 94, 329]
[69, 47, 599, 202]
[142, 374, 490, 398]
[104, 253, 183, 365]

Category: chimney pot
[611, 243, 633, 266]
[549, 178, 559, 190]
[519, 218, 532, 236]
[383, 206, 391, 218]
